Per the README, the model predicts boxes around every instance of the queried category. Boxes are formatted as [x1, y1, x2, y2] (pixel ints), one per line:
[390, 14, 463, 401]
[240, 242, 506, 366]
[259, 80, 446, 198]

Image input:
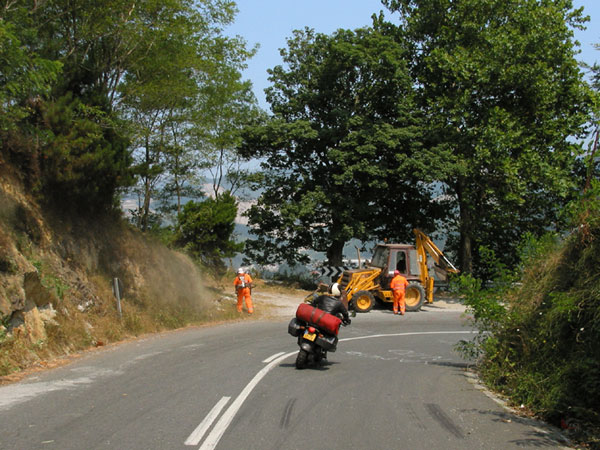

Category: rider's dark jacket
[310, 295, 349, 322]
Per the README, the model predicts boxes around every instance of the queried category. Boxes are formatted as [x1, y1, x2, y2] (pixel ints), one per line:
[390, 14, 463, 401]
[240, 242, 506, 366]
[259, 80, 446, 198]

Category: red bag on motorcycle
[295, 303, 342, 336]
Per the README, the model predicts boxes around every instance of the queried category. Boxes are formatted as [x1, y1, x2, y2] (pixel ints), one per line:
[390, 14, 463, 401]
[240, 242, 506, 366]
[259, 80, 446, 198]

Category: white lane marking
[196, 330, 475, 450]
[185, 397, 230, 446]
[262, 352, 286, 363]
[199, 352, 295, 450]
[341, 330, 478, 342]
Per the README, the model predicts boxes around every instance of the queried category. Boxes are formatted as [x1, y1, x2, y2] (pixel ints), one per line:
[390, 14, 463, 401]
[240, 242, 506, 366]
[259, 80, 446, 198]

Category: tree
[239, 26, 440, 267]
[176, 191, 243, 270]
[38, 92, 132, 211]
[2, 0, 254, 218]
[584, 43, 600, 189]
[121, 59, 198, 230]
[192, 70, 262, 200]
[383, 0, 593, 274]
[119, 8, 257, 230]
[154, 121, 206, 224]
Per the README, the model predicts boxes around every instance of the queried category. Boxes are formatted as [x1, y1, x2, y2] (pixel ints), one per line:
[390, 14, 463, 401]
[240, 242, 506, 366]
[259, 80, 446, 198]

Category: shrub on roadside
[454, 226, 600, 448]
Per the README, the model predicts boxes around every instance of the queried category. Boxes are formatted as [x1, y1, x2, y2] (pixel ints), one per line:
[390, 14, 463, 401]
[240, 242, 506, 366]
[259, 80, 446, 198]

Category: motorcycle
[288, 303, 350, 369]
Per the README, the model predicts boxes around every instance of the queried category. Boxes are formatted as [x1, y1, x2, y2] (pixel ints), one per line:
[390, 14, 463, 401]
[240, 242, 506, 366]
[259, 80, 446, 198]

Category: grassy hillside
[0, 162, 246, 381]
[458, 217, 600, 448]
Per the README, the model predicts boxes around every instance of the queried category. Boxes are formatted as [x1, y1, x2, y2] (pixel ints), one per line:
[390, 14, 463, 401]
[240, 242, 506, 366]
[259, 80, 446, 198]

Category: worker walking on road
[390, 269, 408, 315]
[234, 268, 254, 314]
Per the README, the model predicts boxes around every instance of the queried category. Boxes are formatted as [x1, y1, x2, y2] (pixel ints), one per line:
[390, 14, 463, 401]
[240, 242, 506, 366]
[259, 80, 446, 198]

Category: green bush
[454, 226, 600, 447]
[176, 192, 244, 271]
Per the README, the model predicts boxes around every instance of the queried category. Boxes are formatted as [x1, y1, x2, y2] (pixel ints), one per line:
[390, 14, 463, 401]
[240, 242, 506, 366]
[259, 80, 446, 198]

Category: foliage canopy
[239, 26, 445, 266]
[382, 0, 593, 275]
[1, 0, 256, 224]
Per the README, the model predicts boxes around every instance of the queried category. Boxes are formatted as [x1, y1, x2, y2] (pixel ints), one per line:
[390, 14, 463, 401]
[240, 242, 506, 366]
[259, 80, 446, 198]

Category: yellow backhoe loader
[337, 229, 459, 313]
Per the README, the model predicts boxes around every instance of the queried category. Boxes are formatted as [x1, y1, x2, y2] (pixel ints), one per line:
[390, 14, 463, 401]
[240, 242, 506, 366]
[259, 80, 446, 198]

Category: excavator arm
[413, 229, 459, 303]
[414, 229, 459, 273]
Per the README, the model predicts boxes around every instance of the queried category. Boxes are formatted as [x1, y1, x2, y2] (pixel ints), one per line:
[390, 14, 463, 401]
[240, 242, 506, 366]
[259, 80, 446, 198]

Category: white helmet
[329, 282, 341, 297]
[237, 268, 244, 274]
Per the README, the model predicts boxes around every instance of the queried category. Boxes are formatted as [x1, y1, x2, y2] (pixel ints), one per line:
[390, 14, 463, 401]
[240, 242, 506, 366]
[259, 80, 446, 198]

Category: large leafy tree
[239, 26, 440, 267]
[383, 0, 593, 274]
[37, 92, 132, 210]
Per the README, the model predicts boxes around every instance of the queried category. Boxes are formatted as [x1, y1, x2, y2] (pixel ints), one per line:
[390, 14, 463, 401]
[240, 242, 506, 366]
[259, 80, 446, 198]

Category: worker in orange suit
[234, 268, 254, 314]
[390, 269, 408, 315]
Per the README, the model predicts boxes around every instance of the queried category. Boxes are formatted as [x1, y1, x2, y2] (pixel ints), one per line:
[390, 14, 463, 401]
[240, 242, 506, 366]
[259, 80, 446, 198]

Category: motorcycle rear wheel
[295, 349, 309, 369]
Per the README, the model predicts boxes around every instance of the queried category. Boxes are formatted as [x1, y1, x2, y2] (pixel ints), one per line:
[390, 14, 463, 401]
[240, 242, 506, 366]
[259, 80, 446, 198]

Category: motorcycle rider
[292, 282, 351, 367]
[310, 282, 351, 326]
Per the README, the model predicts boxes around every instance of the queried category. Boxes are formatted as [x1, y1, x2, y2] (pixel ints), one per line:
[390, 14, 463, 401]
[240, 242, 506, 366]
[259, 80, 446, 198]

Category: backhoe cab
[337, 229, 459, 313]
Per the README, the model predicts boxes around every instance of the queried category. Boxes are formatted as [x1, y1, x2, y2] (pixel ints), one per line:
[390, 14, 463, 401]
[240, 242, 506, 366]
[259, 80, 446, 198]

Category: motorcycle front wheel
[295, 349, 309, 369]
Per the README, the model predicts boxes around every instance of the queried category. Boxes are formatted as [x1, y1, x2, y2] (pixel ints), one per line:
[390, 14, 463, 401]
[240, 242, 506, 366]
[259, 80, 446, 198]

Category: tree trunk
[141, 177, 151, 232]
[459, 222, 473, 274]
[141, 137, 151, 232]
[326, 239, 345, 267]
[173, 155, 182, 219]
[457, 178, 473, 274]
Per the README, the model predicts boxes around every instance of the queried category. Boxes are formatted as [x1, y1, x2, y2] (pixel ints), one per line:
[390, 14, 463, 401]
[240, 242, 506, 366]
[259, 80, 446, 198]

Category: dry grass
[0, 279, 257, 383]
[0, 264, 309, 383]
[0, 161, 295, 383]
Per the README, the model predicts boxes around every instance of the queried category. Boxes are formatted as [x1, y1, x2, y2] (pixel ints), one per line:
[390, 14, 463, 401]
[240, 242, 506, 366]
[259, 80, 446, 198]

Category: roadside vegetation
[0, 250, 281, 381]
[0, 206, 247, 380]
[455, 183, 600, 448]
[0, 280, 227, 379]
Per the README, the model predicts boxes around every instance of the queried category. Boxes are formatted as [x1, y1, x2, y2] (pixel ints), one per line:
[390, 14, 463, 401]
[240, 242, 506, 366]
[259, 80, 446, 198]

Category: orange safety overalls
[234, 273, 254, 314]
[390, 274, 408, 315]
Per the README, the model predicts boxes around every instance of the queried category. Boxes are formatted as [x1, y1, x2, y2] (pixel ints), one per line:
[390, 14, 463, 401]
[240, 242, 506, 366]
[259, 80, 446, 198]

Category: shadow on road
[279, 361, 338, 371]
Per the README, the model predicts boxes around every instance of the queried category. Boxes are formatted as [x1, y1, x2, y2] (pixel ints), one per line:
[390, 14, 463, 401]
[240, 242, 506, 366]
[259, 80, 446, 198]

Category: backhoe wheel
[405, 283, 426, 312]
[353, 290, 375, 313]
[296, 349, 309, 369]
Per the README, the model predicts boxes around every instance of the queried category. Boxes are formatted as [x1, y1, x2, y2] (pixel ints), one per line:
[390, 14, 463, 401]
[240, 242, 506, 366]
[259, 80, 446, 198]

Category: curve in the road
[193, 330, 477, 450]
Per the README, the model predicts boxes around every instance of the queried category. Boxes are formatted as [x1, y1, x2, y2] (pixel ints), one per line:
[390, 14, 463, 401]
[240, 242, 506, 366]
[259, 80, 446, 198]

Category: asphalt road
[0, 300, 571, 450]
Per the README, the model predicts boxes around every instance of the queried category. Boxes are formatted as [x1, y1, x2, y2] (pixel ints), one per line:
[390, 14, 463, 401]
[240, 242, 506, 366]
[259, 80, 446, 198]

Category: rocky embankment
[1, 167, 211, 376]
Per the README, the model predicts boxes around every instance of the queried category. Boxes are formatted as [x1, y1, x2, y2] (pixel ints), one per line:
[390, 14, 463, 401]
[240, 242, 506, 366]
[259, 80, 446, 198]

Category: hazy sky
[227, 0, 600, 110]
